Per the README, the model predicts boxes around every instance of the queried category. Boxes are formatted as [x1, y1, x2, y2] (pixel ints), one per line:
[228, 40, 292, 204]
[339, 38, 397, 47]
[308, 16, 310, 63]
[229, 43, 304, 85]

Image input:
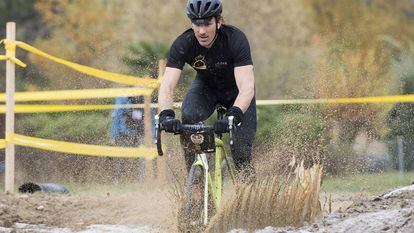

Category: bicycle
[154, 106, 236, 231]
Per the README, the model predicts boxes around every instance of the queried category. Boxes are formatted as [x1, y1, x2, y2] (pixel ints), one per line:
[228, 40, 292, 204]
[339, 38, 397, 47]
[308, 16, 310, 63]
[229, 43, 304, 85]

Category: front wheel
[180, 164, 213, 232]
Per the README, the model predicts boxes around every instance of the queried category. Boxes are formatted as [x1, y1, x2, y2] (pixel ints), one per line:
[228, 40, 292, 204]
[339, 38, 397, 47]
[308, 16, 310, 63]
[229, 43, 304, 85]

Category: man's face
[191, 17, 217, 48]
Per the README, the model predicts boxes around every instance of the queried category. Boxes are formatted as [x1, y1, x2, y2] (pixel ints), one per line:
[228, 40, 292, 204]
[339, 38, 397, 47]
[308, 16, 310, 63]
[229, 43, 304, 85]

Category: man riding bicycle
[158, 0, 257, 180]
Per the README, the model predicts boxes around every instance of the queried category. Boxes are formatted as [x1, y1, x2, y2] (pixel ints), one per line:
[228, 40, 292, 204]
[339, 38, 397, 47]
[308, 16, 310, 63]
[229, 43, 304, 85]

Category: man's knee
[181, 107, 200, 124]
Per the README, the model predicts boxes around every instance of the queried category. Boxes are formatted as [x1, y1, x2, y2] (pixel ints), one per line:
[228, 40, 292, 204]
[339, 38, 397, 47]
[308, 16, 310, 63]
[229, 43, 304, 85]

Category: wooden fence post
[145, 59, 167, 185]
[156, 59, 167, 187]
[5, 22, 16, 193]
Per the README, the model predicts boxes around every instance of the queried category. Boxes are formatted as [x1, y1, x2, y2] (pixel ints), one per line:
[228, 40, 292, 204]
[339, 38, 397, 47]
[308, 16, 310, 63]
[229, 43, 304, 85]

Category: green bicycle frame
[193, 137, 236, 212]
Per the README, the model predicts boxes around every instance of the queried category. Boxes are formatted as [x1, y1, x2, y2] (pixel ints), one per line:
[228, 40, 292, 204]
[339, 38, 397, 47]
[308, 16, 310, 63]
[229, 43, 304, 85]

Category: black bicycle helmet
[186, 0, 223, 24]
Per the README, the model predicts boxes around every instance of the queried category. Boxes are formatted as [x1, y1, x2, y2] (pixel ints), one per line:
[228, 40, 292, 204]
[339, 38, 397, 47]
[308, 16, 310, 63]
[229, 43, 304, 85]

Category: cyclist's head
[186, 0, 223, 25]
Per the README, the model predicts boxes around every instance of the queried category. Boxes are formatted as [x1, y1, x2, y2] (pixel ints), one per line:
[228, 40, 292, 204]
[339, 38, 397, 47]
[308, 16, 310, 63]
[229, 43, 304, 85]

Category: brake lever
[228, 116, 234, 146]
[154, 115, 164, 156]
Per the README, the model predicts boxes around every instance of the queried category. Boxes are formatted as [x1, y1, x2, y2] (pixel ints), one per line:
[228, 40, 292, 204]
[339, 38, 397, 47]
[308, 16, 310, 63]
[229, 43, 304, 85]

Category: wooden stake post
[5, 22, 16, 193]
[145, 60, 166, 185]
[156, 59, 167, 187]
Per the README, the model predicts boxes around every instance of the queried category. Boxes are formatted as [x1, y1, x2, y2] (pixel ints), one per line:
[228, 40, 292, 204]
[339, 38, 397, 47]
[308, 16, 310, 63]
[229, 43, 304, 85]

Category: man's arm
[233, 65, 255, 113]
[158, 67, 182, 111]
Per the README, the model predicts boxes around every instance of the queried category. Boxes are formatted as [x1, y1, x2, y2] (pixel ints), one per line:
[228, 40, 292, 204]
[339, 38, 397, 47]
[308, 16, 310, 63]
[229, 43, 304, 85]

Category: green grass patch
[1, 171, 413, 195]
[0, 179, 150, 195]
[322, 171, 414, 194]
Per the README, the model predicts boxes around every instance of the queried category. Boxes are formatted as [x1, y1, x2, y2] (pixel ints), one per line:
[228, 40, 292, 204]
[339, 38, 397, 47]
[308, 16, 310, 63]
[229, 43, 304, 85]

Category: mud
[0, 183, 413, 233]
[0, 184, 175, 232]
[231, 185, 414, 233]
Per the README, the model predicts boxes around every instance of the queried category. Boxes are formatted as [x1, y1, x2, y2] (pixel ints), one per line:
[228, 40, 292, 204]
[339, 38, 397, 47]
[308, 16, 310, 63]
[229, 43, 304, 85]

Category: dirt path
[1, 183, 414, 233]
[0, 184, 177, 232]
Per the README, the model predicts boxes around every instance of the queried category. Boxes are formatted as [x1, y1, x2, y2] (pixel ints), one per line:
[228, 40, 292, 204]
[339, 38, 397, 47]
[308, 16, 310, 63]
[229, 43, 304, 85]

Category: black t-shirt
[167, 25, 253, 89]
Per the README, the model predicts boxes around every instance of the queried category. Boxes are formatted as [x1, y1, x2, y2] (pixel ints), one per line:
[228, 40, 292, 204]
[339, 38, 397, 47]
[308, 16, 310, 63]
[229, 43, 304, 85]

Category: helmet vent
[190, 3, 195, 13]
[205, 2, 211, 12]
[197, 1, 202, 12]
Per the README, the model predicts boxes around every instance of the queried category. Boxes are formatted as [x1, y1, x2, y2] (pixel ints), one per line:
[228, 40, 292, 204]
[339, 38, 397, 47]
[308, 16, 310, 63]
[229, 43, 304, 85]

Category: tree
[0, 0, 45, 141]
[223, 0, 315, 99]
[123, 41, 169, 78]
[303, 0, 414, 142]
[31, 0, 126, 91]
[387, 41, 414, 170]
[300, 0, 414, 173]
[0, 0, 47, 91]
[122, 40, 195, 102]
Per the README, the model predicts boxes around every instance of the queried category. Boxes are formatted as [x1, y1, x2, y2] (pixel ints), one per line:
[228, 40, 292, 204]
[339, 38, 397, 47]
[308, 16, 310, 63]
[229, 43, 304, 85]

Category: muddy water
[0, 223, 160, 232]
[1, 184, 414, 233]
[231, 185, 414, 233]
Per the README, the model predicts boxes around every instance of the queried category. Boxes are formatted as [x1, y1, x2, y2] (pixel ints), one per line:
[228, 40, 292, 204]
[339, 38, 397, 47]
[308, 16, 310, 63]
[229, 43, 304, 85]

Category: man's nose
[198, 26, 207, 34]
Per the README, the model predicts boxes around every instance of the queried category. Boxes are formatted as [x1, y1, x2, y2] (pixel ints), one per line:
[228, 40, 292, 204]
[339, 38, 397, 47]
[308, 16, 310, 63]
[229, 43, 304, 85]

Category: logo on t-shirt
[192, 55, 207, 70]
[215, 61, 228, 68]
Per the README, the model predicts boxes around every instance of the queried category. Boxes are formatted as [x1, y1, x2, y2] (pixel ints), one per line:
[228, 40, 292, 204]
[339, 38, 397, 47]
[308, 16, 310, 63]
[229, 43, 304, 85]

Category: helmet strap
[207, 22, 220, 48]
[206, 32, 218, 48]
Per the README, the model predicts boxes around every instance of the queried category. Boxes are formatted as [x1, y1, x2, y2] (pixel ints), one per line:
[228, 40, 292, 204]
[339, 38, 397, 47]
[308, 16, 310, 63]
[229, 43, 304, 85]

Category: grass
[322, 170, 414, 194]
[1, 170, 413, 195]
[0, 177, 154, 195]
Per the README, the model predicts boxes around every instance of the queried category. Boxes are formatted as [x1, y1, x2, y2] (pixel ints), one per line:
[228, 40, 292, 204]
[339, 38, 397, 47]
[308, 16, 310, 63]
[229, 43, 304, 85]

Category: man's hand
[214, 119, 230, 133]
[159, 109, 182, 133]
[214, 106, 244, 133]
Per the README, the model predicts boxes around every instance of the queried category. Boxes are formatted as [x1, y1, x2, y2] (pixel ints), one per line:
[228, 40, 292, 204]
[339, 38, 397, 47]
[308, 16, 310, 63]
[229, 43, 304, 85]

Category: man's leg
[113, 135, 128, 183]
[232, 97, 257, 179]
[181, 78, 216, 171]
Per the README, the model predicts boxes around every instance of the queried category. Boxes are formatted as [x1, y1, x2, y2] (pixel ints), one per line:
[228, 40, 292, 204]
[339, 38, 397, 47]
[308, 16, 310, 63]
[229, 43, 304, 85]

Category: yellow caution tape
[1, 39, 159, 87]
[0, 39, 26, 67]
[6, 133, 157, 159]
[0, 55, 27, 67]
[0, 87, 153, 102]
[256, 94, 414, 106]
[0, 104, 157, 113]
[0, 139, 5, 149]
[171, 94, 414, 109]
[2, 94, 414, 114]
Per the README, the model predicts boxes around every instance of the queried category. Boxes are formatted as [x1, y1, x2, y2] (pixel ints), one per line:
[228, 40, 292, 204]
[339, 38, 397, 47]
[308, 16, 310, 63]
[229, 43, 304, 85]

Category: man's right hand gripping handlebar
[159, 109, 182, 133]
[154, 109, 181, 156]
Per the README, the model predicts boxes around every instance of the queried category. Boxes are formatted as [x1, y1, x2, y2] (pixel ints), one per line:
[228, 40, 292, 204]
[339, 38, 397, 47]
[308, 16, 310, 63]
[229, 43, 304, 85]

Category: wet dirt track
[1, 185, 414, 232]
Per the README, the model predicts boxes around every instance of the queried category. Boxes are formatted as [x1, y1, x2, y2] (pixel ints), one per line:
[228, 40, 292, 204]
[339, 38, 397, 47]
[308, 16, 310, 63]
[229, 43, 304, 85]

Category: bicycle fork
[195, 153, 209, 226]
[193, 144, 232, 226]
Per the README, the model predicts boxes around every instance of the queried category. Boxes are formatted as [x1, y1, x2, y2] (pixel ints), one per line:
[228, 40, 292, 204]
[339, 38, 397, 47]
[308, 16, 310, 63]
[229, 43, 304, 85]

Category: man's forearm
[158, 85, 174, 111]
[158, 67, 182, 111]
[233, 65, 255, 113]
[233, 88, 254, 113]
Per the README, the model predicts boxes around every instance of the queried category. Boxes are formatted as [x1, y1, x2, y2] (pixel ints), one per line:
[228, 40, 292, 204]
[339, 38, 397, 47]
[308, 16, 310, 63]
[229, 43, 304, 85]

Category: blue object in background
[0, 161, 5, 173]
[111, 96, 156, 141]
[111, 97, 138, 138]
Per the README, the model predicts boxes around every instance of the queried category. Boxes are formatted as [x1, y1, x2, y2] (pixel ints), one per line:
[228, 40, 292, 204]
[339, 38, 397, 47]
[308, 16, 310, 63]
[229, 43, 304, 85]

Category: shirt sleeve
[166, 35, 188, 70]
[230, 30, 253, 67]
